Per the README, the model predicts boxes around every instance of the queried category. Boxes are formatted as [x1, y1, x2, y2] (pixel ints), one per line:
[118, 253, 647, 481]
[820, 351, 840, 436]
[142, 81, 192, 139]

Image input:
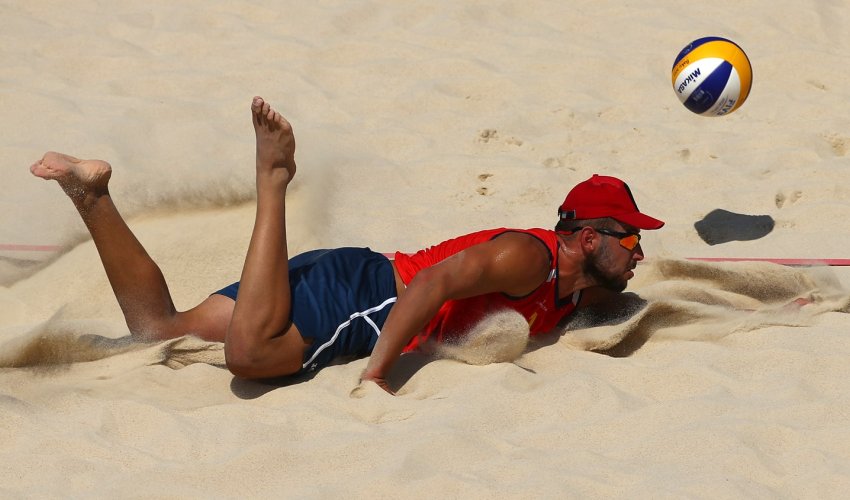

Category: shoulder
[469, 231, 552, 295]
[424, 229, 553, 298]
[488, 231, 552, 267]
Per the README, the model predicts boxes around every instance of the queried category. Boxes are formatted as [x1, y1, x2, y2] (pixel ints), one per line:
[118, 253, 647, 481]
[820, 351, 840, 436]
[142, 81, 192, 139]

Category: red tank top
[393, 228, 581, 352]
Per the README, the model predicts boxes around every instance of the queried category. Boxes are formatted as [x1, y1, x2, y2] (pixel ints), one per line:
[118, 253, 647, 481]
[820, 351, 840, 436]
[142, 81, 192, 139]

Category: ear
[578, 227, 597, 253]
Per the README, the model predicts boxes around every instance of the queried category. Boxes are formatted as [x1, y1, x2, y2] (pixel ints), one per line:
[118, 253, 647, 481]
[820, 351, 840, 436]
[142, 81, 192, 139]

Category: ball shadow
[694, 209, 775, 245]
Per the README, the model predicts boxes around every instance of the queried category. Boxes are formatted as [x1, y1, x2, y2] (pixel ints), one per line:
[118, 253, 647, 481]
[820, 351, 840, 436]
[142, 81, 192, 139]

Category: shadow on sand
[694, 208, 775, 245]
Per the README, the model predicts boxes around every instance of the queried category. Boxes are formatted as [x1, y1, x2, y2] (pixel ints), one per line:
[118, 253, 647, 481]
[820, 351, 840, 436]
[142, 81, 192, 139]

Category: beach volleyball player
[30, 96, 664, 393]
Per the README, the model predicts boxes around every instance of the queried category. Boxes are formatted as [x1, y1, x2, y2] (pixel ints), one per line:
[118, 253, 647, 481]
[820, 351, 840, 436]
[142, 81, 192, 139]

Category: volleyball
[672, 36, 752, 117]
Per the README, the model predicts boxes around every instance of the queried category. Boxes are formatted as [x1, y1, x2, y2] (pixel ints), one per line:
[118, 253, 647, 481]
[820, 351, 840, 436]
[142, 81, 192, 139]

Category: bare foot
[30, 152, 112, 203]
[251, 96, 296, 184]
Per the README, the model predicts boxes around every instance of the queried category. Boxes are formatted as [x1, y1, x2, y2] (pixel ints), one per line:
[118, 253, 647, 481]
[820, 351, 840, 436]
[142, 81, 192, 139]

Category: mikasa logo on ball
[671, 36, 753, 117]
[677, 67, 702, 94]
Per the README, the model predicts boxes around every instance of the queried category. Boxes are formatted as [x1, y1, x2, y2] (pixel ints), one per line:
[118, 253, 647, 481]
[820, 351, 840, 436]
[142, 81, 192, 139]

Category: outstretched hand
[359, 371, 395, 396]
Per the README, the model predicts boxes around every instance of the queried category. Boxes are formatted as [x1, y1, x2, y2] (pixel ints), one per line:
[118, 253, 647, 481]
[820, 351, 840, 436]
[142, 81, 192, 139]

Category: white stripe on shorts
[302, 296, 398, 370]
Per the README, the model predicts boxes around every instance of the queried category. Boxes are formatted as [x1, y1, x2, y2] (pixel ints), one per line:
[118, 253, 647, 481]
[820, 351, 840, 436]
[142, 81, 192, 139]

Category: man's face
[584, 223, 644, 292]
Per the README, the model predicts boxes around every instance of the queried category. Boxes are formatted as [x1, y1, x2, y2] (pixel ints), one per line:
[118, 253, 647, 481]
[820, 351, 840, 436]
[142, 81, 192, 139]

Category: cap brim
[613, 212, 665, 230]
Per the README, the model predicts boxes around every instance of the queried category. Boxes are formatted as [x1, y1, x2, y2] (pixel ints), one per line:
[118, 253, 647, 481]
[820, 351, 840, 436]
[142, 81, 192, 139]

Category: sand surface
[3, 0, 850, 497]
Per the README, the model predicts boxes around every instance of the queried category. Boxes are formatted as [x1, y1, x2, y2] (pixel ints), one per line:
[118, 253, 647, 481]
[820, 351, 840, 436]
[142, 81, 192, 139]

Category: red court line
[687, 257, 850, 266]
[0, 244, 63, 252]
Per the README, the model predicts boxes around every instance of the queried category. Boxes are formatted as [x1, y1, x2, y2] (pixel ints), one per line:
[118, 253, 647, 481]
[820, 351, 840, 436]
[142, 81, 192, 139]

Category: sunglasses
[565, 226, 642, 251]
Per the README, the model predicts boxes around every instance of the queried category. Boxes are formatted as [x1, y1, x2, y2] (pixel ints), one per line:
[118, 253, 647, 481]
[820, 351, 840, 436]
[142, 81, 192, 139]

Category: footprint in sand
[476, 129, 523, 146]
[807, 80, 827, 91]
[542, 157, 562, 168]
[477, 173, 493, 196]
[775, 190, 803, 209]
[823, 133, 849, 156]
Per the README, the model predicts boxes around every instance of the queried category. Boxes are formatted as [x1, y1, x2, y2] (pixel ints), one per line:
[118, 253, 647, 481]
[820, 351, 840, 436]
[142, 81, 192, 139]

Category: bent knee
[224, 338, 303, 380]
[224, 344, 271, 379]
[226, 358, 267, 380]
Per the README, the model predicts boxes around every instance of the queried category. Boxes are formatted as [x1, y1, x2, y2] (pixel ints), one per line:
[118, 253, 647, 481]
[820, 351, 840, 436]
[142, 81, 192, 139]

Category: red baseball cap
[558, 174, 664, 230]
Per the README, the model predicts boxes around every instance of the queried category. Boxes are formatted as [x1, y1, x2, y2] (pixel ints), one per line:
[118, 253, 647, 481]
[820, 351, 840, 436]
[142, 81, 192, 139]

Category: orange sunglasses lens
[619, 234, 640, 251]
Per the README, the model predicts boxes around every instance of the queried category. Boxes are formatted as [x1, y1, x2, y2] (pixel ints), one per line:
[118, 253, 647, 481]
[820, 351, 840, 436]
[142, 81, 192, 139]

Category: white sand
[3, 0, 850, 496]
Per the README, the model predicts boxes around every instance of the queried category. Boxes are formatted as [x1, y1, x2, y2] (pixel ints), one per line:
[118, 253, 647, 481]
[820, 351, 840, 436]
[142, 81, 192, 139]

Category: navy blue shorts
[213, 247, 397, 374]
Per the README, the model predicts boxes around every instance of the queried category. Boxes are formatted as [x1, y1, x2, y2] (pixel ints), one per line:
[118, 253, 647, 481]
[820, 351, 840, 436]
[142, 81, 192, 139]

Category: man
[30, 96, 663, 394]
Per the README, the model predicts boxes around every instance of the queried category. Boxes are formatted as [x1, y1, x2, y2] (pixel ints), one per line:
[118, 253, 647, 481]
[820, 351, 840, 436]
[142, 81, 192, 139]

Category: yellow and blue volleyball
[672, 36, 752, 116]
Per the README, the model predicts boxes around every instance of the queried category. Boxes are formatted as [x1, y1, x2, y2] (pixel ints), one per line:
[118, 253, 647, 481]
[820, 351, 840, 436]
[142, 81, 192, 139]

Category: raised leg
[30, 152, 232, 341]
[222, 97, 310, 379]
[31, 96, 308, 380]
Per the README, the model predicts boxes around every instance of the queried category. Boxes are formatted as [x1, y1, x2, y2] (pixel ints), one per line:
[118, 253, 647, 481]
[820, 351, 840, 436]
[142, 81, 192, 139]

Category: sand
[3, 0, 850, 497]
